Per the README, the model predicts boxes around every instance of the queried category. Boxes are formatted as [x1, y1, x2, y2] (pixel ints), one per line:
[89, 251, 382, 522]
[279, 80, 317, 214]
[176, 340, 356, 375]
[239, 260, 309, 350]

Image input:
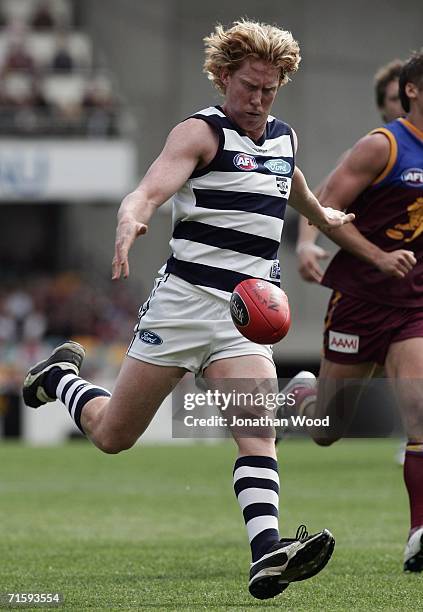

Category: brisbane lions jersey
[322, 118, 423, 307]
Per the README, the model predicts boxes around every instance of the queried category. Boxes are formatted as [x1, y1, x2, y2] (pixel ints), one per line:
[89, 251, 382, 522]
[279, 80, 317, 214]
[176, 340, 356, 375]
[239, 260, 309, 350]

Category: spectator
[22, 310, 47, 342]
[83, 76, 117, 136]
[51, 35, 74, 73]
[0, 299, 17, 343]
[2, 41, 35, 75]
[31, 2, 55, 30]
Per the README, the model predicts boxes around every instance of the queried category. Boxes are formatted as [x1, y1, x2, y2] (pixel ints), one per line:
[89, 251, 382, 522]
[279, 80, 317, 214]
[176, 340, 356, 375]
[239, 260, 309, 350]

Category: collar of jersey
[215, 105, 268, 147]
[399, 117, 423, 142]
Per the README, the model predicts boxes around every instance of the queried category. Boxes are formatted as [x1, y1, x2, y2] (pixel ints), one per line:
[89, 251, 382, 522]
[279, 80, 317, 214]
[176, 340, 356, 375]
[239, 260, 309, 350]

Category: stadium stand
[0, 0, 118, 136]
[0, 272, 138, 407]
[0, 1, 137, 420]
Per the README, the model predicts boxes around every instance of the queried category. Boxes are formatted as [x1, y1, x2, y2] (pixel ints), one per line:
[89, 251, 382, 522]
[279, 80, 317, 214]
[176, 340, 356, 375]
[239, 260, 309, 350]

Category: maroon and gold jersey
[322, 118, 423, 307]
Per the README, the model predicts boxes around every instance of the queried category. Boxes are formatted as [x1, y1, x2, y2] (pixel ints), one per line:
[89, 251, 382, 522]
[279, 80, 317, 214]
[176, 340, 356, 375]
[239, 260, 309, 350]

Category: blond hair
[203, 19, 301, 94]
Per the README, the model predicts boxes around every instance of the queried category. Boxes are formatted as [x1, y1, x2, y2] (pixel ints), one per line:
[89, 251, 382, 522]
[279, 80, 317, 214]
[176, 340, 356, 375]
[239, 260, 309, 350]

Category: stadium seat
[42, 73, 86, 106]
[1, 0, 72, 28]
[26, 32, 92, 70]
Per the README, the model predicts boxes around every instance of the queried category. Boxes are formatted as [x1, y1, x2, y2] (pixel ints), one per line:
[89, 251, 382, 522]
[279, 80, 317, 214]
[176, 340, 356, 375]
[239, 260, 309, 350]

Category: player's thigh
[204, 355, 277, 457]
[385, 337, 423, 438]
[204, 354, 277, 379]
[98, 356, 187, 442]
[317, 358, 377, 414]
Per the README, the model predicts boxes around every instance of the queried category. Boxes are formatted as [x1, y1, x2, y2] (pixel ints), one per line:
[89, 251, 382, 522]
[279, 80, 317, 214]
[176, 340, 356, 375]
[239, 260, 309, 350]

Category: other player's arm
[296, 213, 328, 283]
[112, 119, 218, 279]
[318, 133, 417, 279]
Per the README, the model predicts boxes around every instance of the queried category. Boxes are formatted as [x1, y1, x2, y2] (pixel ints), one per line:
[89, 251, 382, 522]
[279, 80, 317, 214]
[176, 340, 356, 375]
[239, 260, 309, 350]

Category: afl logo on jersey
[264, 158, 292, 174]
[233, 153, 258, 171]
[402, 168, 423, 187]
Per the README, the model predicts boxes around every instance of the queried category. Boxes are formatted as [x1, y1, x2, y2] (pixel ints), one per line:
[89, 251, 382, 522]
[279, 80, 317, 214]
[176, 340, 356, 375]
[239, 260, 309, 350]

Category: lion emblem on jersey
[386, 197, 423, 242]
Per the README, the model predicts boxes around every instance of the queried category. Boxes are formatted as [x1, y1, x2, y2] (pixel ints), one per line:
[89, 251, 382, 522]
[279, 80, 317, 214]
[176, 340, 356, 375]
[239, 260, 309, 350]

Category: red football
[230, 279, 291, 344]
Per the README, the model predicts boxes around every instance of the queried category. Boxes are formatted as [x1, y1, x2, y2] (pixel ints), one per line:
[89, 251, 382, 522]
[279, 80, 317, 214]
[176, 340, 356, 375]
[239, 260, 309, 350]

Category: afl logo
[139, 329, 163, 345]
[233, 153, 258, 171]
[264, 158, 292, 174]
[402, 168, 423, 187]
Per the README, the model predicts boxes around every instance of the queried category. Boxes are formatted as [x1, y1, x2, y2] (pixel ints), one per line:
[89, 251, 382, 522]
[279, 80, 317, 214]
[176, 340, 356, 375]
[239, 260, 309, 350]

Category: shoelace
[295, 524, 309, 541]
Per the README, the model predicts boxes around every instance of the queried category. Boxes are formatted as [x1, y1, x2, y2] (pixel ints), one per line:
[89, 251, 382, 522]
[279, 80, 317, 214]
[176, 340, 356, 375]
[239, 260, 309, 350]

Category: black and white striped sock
[55, 373, 111, 434]
[233, 455, 280, 562]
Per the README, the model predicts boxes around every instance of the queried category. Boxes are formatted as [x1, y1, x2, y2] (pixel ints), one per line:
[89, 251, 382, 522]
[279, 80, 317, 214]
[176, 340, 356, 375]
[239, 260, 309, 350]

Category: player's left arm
[288, 128, 354, 230]
[289, 166, 355, 230]
[295, 149, 351, 283]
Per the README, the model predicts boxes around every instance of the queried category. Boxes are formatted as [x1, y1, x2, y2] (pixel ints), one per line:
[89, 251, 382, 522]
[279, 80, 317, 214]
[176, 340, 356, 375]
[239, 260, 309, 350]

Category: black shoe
[23, 341, 85, 408]
[248, 525, 335, 600]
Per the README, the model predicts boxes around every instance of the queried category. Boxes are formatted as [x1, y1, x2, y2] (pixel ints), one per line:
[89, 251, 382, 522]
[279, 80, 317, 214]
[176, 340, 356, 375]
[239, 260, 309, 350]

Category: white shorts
[127, 273, 274, 374]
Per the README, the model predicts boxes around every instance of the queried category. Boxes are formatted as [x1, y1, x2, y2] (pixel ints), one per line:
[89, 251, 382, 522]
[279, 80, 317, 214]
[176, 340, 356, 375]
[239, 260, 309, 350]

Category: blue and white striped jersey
[165, 105, 295, 298]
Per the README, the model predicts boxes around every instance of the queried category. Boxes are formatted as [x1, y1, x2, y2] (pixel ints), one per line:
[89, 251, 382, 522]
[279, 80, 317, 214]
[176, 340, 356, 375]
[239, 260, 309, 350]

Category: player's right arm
[296, 153, 350, 283]
[112, 119, 218, 279]
[319, 133, 417, 279]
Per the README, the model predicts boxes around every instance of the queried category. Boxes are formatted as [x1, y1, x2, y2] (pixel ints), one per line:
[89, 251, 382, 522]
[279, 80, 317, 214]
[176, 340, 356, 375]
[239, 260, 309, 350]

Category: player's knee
[96, 434, 137, 454]
[403, 401, 423, 435]
[314, 437, 335, 447]
[312, 433, 340, 447]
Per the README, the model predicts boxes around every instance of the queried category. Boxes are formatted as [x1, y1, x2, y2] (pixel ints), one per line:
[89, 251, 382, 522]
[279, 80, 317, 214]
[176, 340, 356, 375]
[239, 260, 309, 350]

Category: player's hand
[296, 242, 330, 283]
[112, 216, 148, 279]
[313, 206, 355, 230]
[376, 249, 417, 279]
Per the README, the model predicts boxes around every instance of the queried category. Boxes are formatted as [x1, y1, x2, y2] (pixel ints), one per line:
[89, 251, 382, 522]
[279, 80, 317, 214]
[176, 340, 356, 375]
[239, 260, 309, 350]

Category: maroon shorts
[323, 291, 423, 365]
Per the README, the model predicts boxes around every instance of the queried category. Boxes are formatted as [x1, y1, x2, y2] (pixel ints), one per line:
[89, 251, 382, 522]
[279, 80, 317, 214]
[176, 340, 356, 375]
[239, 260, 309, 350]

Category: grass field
[0, 439, 421, 611]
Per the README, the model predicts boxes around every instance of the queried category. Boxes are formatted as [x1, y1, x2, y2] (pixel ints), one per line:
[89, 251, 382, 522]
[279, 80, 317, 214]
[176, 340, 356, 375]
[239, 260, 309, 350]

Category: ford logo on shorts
[139, 329, 163, 345]
[233, 153, 258, 171]
[264, 159, 291, 174]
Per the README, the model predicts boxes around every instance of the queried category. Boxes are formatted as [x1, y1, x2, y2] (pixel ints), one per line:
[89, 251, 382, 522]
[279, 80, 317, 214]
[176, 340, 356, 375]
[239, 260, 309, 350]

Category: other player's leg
[312, 359, 378, 445]
[385, 337, 423, 572]
[287, 290, 382, 445]
[281, 359, 377, 446]
[23, 341, 187, 453]
[204, 355, 335, 600]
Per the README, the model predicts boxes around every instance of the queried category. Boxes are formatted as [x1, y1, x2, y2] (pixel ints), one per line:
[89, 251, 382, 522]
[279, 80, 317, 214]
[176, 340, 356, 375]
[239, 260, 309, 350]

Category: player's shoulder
[337, 129, 391, 177]
[168, 111, 218, 142]
[165, 110, 220, 159]
[350, 129, 392, 160]
[171, 106, 223, 136]
[267, 114, 293, 136]
[191, 105, 226, 120]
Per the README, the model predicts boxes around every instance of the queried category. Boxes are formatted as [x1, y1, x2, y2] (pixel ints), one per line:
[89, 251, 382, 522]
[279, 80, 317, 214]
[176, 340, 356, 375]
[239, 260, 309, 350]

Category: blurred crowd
[0, 0, 120, 136]
[0, 271, 140, 343]
[0, 272, 142, 390]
